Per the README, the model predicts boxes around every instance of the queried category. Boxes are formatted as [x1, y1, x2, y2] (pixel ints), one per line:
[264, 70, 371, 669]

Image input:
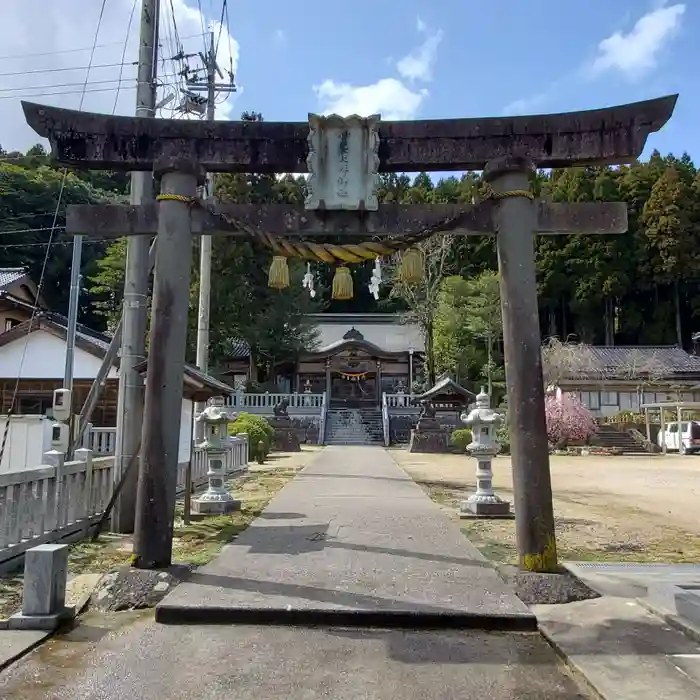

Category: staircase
[325, 407, 385, 445]
[590, 424, 650, 454]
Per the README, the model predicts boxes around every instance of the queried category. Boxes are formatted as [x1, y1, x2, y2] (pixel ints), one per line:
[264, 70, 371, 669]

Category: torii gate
[22, 95, 677, 571]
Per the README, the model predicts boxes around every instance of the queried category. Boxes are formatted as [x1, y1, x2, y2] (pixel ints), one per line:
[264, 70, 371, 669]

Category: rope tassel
[332, 266, 353, 300]
[268, 255, 290, 289]
[399, 247, 423, 283]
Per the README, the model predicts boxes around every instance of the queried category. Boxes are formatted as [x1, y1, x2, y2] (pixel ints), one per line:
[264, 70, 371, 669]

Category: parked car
[656, 421, 700, 455]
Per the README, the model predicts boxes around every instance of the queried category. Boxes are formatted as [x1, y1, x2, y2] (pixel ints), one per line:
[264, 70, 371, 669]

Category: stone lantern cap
[196, 396, 237, 425]
[460, 387, 504, 428]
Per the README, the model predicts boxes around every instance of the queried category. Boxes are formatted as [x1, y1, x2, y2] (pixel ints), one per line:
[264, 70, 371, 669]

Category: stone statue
[273, 398, 290, 418]
[419, 400, 436, 420]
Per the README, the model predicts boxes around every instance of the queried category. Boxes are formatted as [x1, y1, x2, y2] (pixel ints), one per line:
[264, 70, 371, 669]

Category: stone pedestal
[409, 421, 449, 453]
[8, 544, 73, 630]
[269, 417, 301, 452]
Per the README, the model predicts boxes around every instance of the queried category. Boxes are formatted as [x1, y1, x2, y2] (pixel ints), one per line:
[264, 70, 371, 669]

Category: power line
[0, 31, 210, 63]
[112, 0, 140, 113]
[0, 0, 111, 466]
[0, 61, 136, 79]
[0, 80, 181, 101]
[0, 78, 135, 95]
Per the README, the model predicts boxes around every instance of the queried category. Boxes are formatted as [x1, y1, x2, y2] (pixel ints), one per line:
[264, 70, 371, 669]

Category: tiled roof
[0, 268, 28, 289]
[586, 346, 700, 376]
[44, 312, 112, 352]
[39, 313, 232, 392]
[225, 339, 250, 359]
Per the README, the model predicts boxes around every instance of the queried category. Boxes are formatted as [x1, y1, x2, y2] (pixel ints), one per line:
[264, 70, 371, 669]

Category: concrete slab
[535, 597, 700, 700]
[157, 446, 535, 631]
[0, 629, 49, 671]
[564, 562, 700, 641]
[0, 616, 589, 700]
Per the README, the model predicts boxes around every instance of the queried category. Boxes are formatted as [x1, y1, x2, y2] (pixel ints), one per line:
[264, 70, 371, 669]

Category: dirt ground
[391, 450, 700, 565]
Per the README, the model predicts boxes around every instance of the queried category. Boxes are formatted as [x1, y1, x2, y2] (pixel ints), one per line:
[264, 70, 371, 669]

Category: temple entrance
[330, 370, 377, 408]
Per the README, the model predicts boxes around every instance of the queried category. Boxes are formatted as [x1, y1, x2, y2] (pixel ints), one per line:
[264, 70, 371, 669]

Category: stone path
[157, 445, 534, 629]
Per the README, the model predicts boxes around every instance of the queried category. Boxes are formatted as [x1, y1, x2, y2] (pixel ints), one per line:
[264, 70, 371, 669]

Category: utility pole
[189, 29, 236, 439]
[112, 0, 160, 533]
[63, 233, 83, 459]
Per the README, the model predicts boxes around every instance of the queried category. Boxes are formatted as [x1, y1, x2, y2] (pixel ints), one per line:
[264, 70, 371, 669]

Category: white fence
[0, 434, 249, 573]
[226, 392, 325, 412]
[385, 393, 415, 409]
[83, 425, 117, 455]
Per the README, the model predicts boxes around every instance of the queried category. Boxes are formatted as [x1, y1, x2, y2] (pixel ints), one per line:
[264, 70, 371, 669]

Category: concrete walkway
[157, 445, 534, 629]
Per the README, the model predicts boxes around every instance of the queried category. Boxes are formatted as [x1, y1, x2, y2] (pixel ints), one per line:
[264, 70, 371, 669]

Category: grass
[420, 482, 700, 567]
[0, 466, 300, 620]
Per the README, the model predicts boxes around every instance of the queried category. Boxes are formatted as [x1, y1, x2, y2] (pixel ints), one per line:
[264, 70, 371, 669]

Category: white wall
[0, 330, 118, 380]
[179, 399, 193, 465]
[0, 330, 194, 466]
[0, 415, 53, 473]
[315, 322, 425, 353]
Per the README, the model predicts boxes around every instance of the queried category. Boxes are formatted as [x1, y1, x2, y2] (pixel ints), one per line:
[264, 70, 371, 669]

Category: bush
[496, 423, 511, 455]
[450, 428, 473, 452]
[229, 412, 275, 456]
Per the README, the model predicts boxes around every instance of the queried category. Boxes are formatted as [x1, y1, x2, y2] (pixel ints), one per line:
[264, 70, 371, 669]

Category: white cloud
[589, 3, 685, 79]
[273, 29, 287, 46]
[0, 0, 240, 152]
[313, 19, 441, 121]
[313, 78, 427, 120]
[397, 24, 443, 82]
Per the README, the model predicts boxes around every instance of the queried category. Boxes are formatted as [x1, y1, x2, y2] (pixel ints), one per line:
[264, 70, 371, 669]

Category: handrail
[319, 392, 327, 445]
[381, 392, 390, 446]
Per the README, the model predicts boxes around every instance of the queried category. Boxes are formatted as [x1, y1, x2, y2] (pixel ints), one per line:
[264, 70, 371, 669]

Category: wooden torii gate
[22, 95, 677, 571]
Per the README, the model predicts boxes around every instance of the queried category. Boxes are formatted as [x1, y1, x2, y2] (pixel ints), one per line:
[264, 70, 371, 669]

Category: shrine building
[222, 313, 424, 407]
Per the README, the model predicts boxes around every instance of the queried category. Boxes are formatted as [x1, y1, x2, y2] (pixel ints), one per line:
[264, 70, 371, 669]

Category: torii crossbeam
[21, 95, 677, 572]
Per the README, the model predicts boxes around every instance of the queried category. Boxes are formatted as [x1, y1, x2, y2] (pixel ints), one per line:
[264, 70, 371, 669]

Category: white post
[44, 450, 66, 531]
[74, 447, 94, 532]
[237, 432, 249, 466]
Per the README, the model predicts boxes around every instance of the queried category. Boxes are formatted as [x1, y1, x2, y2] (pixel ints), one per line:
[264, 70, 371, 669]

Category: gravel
[89, 564, 195, 613]
[496, 565, 601, 606]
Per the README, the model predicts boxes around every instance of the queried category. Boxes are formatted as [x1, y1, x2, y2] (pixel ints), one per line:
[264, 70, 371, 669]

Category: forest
[1, 135, 699, 390]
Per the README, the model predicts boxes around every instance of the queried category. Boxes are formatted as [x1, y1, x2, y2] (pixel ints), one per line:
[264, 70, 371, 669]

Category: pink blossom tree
[545, 390, 597, 447]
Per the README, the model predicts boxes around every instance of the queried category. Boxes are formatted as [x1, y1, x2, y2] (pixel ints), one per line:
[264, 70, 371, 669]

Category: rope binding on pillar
[155, 194, 198, 204]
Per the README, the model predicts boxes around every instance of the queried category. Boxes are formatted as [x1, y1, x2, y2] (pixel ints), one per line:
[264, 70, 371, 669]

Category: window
[17, 396, 53, 415]
[601, 391, 618, 406]
[669, 423, 678, 433]
[4, 318, 20, 332]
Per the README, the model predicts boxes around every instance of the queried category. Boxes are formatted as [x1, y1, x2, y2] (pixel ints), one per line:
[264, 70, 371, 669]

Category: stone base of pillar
[272, 426, 301, 452]
[409, 428, 449, 453]
[459, 496, 513, 519]
[191, 494, 241, 515]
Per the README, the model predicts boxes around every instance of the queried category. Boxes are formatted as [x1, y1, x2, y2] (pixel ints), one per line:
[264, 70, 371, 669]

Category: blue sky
[1, 0, 695, 165]
[199, 0, 695, 165]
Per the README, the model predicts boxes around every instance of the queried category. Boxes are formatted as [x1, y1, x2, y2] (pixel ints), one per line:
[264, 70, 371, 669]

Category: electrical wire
[0, 61, 135, 79]
[0, 0, 111, 466]
[0, 32, 209, 63]
[112, 0, 139, 113]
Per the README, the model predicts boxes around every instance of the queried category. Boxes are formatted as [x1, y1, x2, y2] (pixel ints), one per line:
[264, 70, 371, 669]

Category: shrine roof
[301, 337, 408, 360]
[414, 375, 476, 402]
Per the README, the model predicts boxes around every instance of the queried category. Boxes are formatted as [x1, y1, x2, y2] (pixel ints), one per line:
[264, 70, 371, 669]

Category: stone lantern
[192, 396, 241, 515]
[459, 387, 511, 518]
